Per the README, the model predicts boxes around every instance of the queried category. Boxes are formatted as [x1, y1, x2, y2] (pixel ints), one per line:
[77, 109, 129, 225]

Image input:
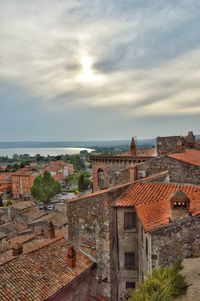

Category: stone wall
[92, 160, 132, 192]
[157, 136, 185, 155]
[91, 156, 149, 192]
[151, 215, 200, 268]
[138, 155, 200, 185]
[67, 184, 131, 301]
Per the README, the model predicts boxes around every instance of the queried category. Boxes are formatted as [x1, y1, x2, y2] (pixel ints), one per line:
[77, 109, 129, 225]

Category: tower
[130, 137, 137, 156]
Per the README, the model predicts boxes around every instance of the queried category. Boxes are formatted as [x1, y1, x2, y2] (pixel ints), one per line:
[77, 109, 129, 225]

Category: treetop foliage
[31, 171, 61, 204]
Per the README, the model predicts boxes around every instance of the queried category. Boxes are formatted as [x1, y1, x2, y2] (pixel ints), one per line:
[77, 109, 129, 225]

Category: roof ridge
[26, 236, 64, 255]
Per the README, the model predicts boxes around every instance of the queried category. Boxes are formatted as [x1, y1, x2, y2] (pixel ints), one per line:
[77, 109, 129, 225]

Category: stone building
[138, 148, 200, 185]
[156, 131, 200, 155]
[67, 180, 200, 301]
[91, 131, 200, 192]
[91, 137, 156, 192]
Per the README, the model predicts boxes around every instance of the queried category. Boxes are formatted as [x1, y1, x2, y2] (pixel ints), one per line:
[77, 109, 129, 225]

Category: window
[125, 252, 135, 270]
[146, 238, 148, 257]
[141, 227, 143, 243]
[173, 201, 187, 208]
[126, 282, 135, 289]
[97, 169, 104, 188]
[124, 212, 136, 230]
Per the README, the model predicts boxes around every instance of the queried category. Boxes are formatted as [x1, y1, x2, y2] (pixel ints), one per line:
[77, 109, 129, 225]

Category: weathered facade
[151, 215, 200, 268]
[138, 152, 200, 185]
[67, 180, 200, 301]
[91, 132, 200, 193]
[91, 155, 147, 192]
[67, 184, 131, 300]
[157, 131, 200, 155]
[91, 137, 156, 192]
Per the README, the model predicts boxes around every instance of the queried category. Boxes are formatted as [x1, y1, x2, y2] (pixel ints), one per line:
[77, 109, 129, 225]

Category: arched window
[97, 168, 104, 188]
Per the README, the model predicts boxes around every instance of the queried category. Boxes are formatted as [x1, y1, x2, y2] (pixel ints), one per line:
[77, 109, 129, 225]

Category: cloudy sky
[0, 0, 200, 141]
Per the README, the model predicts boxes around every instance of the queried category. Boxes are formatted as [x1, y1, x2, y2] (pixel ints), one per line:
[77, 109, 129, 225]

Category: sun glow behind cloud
[0, 0, 200, 140]
[76, 55, 106, 85]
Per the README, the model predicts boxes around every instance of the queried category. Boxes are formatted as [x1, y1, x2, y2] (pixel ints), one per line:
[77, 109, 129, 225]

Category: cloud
[0, 0, 200, 119]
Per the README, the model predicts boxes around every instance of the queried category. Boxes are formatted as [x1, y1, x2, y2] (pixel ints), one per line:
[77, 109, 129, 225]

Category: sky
[0, 0, 200, 141]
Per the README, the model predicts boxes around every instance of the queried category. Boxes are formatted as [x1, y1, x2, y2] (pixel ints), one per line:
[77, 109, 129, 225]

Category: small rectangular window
[146, 238, 148, 257]
[125, 252, 135, 270]
[126, 282, 135, 289]
[124, 212, 136, 230]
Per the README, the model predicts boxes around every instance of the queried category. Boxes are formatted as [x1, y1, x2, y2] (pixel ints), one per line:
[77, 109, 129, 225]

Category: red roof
[115, 182, 200, 231]
[189, 192, 200, 216]
[168, 149, 200, 167]
[0, 237, 94, 301]
[136, 200, 171, 231]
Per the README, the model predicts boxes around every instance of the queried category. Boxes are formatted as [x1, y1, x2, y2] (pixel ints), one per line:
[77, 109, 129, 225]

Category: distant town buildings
[0, 161, 74, 197]
[12, 170, 38, 197]
[0, 131, 200, 300]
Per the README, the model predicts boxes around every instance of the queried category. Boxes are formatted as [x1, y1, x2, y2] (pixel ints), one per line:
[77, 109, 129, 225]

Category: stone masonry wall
[67, 184, 131, 301]
[156, 136, 185, 155]
[92, 160, 131, 192]
[138, 156, 200, 185]
[151, 215, 200, 268]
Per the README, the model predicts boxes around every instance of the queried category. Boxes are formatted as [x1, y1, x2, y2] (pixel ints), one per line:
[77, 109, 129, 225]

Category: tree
[78, 172, 91, 192]
[127, 263, 187, 301]
[31, 171, 61, 204]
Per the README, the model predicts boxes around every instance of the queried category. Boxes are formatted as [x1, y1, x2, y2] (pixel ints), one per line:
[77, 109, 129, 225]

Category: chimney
[130, 137, 137, 156]
[67, 245, 76, 269]
[12, 243, 23, 256]
[130, 165, 137, 182]
[44, 221, 55, 239]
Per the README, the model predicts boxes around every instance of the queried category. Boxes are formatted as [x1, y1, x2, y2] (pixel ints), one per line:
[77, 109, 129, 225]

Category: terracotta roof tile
[0, 237, 94, 301]
[189, 192, 200, 216]
[11, 201, 35, 210]
[168, 149, 200, 166]
[115, 182, 200, 231]
[136, 200, 171, 231]
[22, 207, 47, 221]
[115, 182, 200, 207]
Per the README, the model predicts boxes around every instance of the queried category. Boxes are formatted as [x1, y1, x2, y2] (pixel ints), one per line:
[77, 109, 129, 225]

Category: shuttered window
[124, 212, 136, 230]
[125, 252, 135, 270]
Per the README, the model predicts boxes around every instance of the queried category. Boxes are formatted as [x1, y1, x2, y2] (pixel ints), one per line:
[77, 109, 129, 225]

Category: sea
[0, 138, 156, 158]
[0, 147, 94, 158]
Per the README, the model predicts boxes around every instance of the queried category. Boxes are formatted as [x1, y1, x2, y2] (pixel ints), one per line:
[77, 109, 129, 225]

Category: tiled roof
[115, 182, 200, 206]
[168, 149, 200, 167]
[9, 234, 35, 248]
[11, 201, 35, 210]
[136, 200, 171, 231]
[12, 170, 34, 176]
[189, 192, 200, 216]
[0, 231, 6, 239]
[136, 147, 157, 157]
[114, 182, 200, 231]
[0, 237, 95, 301]
[22, 207, 47, 221]
[53, 173, 65, 182]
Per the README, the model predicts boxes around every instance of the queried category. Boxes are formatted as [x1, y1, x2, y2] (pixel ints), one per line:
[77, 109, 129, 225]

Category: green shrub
[127, 263, 187, 301]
